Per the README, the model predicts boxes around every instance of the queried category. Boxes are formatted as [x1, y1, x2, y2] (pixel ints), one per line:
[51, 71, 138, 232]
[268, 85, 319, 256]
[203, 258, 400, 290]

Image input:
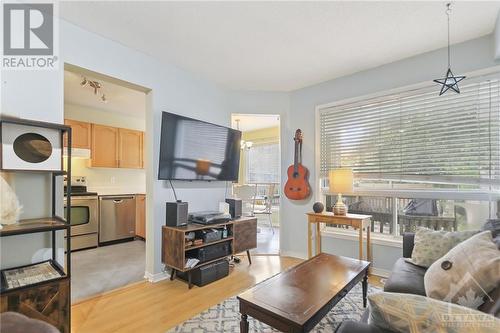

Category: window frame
[314, 69, 500, 242]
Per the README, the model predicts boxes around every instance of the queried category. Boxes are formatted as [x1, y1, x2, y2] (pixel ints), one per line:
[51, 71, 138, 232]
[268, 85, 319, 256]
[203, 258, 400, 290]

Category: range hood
[64, 148, 91, 159]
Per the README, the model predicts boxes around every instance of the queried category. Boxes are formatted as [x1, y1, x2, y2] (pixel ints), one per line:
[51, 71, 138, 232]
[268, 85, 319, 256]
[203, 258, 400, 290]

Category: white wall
[281, 34, 500, 271]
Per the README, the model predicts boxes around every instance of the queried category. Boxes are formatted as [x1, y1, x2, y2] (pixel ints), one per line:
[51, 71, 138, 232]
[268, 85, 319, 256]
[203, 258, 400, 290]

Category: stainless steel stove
[64, 176, 98, 251]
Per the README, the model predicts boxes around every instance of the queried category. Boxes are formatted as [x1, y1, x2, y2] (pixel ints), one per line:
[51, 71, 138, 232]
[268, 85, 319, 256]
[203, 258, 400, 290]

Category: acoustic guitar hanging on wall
[284, 129, 311, 200]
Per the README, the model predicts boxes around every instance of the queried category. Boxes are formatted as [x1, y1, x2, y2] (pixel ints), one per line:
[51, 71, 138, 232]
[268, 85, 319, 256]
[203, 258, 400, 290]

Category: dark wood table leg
[188, 271, 193, 289]
[362, 270, 368, 308]
[170, 268, 176, 281]
[240, 314, 249, 333]
[246, 250, 252, 265]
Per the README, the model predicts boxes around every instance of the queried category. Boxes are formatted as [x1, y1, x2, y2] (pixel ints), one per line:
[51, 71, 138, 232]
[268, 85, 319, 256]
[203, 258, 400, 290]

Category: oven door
[64, 196, 98, 236]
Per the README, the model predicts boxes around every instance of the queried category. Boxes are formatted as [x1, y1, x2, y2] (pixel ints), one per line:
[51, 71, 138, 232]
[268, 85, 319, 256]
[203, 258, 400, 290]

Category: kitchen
[63, 66, 148, 302]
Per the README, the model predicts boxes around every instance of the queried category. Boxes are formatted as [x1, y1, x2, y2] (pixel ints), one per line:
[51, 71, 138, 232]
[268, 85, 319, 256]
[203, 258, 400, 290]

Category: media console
[162, 217, 257, 289]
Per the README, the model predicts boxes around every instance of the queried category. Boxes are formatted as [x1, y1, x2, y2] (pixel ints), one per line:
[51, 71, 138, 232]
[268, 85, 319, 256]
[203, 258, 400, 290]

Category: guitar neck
[294, 141, 299, 172]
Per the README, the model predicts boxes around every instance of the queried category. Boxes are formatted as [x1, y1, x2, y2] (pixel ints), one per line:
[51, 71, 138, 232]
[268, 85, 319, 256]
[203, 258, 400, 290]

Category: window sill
[321, 228, 403, 248]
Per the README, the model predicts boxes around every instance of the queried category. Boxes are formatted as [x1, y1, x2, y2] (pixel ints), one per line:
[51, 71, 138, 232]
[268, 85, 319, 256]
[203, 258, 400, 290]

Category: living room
[0, 1, 499, 333]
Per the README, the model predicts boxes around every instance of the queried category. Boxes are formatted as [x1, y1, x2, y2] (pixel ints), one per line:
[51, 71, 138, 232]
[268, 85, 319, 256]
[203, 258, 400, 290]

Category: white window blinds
[246, 143, 280, 183]
[319, 77, 500, 185]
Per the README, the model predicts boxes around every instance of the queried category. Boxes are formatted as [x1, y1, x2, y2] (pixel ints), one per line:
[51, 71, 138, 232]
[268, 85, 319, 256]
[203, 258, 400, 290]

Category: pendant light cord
[446, 3, 451, 68]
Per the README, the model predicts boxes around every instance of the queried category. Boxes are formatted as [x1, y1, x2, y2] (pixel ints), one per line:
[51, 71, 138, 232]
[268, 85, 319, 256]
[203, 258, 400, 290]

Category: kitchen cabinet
[119, 129, 143, 169]
[91, 124, 119, 167]
[135, 194, 146, 239]
[64, 119, 91, 149]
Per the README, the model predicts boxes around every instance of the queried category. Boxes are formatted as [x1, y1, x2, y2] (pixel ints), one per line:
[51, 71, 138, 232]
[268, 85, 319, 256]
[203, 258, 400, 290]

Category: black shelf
[0, 216, 69, 237]
[0, 117, 72, 332]
[0, 259, 67, 294]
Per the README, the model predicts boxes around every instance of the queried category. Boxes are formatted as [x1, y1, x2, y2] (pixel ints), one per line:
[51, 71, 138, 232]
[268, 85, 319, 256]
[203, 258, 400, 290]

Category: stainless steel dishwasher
[99, 195, 136, 244]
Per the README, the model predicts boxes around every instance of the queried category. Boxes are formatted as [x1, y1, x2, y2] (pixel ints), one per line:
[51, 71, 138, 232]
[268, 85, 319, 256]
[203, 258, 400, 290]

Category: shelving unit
[162, 217, 257, 289]
[0, 117, 72, 333]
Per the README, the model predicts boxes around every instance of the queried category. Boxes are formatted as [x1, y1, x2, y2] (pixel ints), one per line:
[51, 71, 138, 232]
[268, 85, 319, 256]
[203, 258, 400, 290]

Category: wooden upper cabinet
[91, 124, 119, 168]
[119, 128, 143, 169]
[64, 119, 91, 149]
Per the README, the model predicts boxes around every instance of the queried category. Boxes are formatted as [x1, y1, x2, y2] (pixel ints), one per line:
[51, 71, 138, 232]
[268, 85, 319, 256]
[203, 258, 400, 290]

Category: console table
[306, 212, 372, 262]
[162, 217, 257, 288]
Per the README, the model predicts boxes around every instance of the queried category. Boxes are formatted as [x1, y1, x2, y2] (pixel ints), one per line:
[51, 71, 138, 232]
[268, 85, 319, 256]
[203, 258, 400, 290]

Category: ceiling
[64, 70, 146, 116]
[60, 1, 500, 91]
[231, 114, 280, 132]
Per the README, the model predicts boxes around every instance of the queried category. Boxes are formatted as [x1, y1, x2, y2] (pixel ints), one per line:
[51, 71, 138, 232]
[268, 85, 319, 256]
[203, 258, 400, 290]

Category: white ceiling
[60, 1, 500, 91]
[64, 70, 146, 116]
[232, 114, 280, 132]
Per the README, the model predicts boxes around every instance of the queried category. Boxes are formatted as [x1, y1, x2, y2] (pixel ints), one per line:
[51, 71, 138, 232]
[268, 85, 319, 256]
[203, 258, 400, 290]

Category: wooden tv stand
[162, 217, 257, 288]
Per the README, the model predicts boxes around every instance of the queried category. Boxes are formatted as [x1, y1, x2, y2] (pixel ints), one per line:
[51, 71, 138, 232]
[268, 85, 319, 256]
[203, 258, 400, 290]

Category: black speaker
[166, 201, 188, 227]
[225, 198, 242, 219]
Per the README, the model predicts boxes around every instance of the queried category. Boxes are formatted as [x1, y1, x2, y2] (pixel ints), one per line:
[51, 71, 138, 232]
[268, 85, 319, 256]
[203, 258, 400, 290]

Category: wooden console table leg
[170, 269, 176, 281]
[316, 222, 321, 255]
[367, 225, 372, 263]
[362, 271, 368, 308]
[307, 221, 312, 258]
[188, 271, 193, 289]
[240, 314, 249, 333]
[246, 250, 252, 265]
[358, 226, 363, 260]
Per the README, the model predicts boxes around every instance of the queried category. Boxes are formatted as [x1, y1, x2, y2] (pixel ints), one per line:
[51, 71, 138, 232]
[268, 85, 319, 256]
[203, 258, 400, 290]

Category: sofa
[335, 223, 500, 333]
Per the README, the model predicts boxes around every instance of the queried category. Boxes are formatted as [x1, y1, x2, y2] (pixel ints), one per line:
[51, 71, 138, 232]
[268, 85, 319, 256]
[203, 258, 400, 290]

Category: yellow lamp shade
[329, 169, 353, 194]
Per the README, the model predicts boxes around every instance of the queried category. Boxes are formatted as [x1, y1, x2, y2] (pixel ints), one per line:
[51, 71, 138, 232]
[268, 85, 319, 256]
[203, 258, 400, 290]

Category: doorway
[64, 64, 150, 303]
[231, 114, 281, 255]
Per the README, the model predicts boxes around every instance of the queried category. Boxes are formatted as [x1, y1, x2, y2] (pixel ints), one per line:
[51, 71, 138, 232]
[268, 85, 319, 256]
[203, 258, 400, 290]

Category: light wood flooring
[71, 255, 383, 333]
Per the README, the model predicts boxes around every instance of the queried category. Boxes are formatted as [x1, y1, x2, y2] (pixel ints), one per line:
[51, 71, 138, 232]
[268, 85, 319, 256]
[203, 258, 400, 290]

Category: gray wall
[280, 34, 500, 271]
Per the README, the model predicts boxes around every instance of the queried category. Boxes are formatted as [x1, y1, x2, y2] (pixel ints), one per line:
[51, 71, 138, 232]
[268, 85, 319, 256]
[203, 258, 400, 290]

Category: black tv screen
[158, 112, 241, 181]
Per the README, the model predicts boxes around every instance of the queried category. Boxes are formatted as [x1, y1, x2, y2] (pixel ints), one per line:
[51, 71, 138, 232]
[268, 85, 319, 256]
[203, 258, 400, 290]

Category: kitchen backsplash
[69, 158, 146, 195]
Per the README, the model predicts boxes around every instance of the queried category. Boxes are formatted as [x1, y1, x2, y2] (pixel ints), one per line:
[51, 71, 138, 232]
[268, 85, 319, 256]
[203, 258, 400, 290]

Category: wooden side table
[307, 212, 372, 262]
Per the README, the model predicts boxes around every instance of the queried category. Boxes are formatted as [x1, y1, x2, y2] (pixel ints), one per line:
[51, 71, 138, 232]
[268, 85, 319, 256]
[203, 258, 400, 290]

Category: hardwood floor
[71, 255, 384, 333]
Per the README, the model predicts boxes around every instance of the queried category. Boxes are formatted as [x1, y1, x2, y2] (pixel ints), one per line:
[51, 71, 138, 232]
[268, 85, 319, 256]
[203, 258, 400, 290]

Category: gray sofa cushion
[384, 258, 426, 296]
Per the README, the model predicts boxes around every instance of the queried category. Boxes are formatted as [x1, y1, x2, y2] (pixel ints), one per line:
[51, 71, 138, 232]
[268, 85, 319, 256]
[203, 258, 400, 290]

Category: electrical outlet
[110, 176, 116, 184]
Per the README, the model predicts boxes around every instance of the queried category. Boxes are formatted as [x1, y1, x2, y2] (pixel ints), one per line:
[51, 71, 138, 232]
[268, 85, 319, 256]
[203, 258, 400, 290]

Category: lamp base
[333, 193, 347, 215]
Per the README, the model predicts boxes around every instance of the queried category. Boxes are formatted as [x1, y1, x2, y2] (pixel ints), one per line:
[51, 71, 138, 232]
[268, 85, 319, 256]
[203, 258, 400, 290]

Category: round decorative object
[441, 260, 453, 270]
[13, 133, 52, 163]
[313, 202, 324, 213]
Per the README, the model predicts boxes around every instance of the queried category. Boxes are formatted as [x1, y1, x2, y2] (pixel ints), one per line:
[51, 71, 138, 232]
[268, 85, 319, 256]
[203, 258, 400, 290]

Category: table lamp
[329, 169, 353, 215]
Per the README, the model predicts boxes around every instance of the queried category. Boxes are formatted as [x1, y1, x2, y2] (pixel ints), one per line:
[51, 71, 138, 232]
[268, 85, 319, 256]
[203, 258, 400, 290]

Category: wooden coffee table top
[237, 253, 370, 326]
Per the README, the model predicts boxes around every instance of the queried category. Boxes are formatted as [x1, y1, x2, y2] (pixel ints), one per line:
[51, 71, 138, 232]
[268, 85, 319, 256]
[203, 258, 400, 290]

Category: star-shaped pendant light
[433, 3, 465, 96]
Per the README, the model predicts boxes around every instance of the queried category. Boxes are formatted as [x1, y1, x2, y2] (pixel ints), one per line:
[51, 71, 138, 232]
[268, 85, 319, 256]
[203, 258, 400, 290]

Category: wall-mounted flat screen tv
[158, 112, 241, 181]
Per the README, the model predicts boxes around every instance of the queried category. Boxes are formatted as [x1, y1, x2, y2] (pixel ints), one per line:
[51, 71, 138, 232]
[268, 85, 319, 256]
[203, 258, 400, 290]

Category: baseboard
[144, 270, 169, 283]
[279, 250, 307, 260]
[370, 267, 390, 278]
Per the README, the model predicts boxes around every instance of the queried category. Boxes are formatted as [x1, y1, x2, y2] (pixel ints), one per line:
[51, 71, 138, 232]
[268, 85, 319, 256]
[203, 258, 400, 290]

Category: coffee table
[237, 253, 370, 332]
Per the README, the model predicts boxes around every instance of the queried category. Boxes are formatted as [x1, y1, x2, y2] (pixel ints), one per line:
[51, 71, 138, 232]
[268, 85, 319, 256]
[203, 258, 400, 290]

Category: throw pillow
[424, 230, 500, 309]
[368, 292, 500, 333]
[406, 227, 478, 268]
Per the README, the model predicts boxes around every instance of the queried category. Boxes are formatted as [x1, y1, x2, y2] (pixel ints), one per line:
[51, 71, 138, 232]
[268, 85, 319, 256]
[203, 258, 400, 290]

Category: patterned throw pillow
[406, 227, 478, 268]
[368, 292, 500, 333]
[424, 231, 500, 309]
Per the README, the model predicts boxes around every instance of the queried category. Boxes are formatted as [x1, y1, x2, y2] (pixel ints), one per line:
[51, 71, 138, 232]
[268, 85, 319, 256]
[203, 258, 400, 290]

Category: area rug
[168, 284, 381, 332]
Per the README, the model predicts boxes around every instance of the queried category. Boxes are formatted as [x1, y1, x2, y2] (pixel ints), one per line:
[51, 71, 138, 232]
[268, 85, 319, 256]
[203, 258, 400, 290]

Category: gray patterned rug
[168, 284, 381, 332]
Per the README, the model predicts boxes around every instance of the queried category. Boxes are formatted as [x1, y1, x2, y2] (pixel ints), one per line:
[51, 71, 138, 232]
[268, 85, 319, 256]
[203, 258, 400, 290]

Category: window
[246, 143, 280, 183]
[319, 76, 500, 188]
[319, 74, 500, 236]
